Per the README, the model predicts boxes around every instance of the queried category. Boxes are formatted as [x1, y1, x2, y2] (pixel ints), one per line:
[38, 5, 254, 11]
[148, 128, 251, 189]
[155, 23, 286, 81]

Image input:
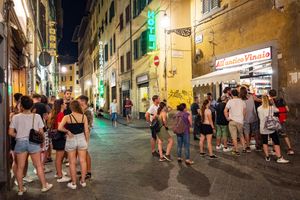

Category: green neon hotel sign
[147, 10, 156, 51]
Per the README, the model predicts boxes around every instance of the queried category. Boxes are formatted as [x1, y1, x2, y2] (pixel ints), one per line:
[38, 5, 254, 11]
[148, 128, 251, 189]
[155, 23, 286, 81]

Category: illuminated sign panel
[99, 41, 104, 97]
[147, 10, 156, 51]
[48, 21, 56, 56]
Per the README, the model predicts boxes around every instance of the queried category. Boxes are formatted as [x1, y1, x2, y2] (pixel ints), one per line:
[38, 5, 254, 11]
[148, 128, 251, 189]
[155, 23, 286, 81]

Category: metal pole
[3, 0, 13, 191]
[164, 28, 167, 99]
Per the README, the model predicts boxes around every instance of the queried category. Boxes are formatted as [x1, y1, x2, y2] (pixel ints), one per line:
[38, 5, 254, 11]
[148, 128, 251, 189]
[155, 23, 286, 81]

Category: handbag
[29, 114, 44, 144]
[264, 106, 282, 131]
[150, 117, 162, 133]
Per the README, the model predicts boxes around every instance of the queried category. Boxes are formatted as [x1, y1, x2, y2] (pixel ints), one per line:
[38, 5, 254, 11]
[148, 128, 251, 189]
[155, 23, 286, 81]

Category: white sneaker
[276, 157, 289, 164]
[54, 171, 68, 178]
[14, 179, 18, 186]
[23, 176, 33, 183]
[17, 187, 27, 196]
[67, 182, 77, 190]
[216, 145, 222, 150]
[33, 169, 37, 175]
[41, 183, 53, 192]
[65, 162, 70, 167]
[80, 181, 87, 188]
[223, 147, 232, 152]
[57, 176, 71, 183]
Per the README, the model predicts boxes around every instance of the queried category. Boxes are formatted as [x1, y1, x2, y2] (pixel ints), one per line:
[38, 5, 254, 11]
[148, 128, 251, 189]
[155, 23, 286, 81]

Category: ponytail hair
[201, 100, 210, 122]
[157, 102, 166, 115]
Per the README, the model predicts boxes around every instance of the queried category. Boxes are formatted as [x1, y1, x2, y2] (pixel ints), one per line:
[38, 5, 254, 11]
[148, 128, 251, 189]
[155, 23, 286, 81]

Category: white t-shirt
[225, 98, 246, 124]
[10, 113, 44, 139]
[110, 103, 117, 113]
[146, 104, 159, 122]
[257, 105, 279, 135]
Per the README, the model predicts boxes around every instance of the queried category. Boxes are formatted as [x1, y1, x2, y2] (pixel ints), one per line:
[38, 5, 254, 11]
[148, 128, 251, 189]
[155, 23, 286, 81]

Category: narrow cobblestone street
[3, 118, 300, 200]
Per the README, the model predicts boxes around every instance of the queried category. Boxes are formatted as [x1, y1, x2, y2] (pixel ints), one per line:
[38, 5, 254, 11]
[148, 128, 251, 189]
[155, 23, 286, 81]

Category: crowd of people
[8, 90, 93, 195]
[146, 86, 294, 165]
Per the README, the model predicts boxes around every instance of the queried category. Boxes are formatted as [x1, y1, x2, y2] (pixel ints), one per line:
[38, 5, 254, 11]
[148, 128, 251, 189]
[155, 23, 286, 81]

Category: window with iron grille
[120, 13, 124, 31]
[125, 5, 131, 24]
[202, 0, 220, 14]
[126, 51, 131, 70]
[120, 55, 125, 73]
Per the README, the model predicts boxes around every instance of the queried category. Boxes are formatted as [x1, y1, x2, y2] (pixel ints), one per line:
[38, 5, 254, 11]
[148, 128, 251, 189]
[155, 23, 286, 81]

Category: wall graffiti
[168, 89, 193, 108]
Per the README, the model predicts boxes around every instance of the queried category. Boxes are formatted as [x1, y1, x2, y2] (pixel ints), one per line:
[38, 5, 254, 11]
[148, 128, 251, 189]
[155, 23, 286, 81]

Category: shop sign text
[216, 47, 272, 69]
[147, 10, 156, 51]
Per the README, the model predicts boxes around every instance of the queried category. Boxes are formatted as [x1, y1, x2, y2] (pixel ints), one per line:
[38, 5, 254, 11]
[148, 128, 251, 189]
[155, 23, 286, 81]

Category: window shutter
[120, 55, 125, 73]
[140, 30, 147, 56]
[126, 51, 131, 70]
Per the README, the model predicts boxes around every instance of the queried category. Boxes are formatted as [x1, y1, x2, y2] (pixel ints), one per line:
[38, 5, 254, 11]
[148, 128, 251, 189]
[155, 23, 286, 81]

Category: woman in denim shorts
[58, 100, 90, 190]
[9, 96, 53, 195]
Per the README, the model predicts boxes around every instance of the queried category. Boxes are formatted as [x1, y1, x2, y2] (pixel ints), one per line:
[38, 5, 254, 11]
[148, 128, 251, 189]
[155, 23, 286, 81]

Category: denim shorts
[14, 138, 41, 154]
[111, 113, 117, 121]
[65, 133, 88, 152]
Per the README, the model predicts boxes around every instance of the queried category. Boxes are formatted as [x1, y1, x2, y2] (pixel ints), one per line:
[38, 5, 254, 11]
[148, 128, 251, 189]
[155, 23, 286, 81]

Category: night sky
[58, 0, 86, 58]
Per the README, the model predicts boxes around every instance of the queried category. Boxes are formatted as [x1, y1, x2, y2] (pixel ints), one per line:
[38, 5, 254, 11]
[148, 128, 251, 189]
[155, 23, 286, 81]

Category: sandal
[185, 160, 194, 165]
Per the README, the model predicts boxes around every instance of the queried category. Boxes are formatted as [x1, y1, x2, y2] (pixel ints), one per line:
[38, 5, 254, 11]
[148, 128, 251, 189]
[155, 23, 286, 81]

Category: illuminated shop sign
[99, 41, 104, 97]
[216, 47, 272, 69]
[147, 10, 156, 51]
[48, 21, 57, 56]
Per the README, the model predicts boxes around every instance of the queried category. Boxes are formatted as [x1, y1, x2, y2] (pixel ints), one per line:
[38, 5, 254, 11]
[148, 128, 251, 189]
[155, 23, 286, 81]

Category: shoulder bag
[264, 106, 282, 131]
[29, 114, 44, 144]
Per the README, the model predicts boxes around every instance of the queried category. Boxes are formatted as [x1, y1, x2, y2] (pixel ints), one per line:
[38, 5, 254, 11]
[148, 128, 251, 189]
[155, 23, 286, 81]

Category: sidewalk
[102, 113, 150, 128]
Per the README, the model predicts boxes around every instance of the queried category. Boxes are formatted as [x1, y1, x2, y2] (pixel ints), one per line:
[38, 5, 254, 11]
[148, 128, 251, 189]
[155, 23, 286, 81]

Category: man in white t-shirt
[145, 95, 160, 157]
[109, 99, 118, 127]
[224, 89, 246, 156]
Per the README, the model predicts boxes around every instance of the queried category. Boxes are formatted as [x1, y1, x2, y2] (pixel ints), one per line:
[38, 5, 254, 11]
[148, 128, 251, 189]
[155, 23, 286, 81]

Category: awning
[192, 68, 240, 87]
[191, 60, 272, 87]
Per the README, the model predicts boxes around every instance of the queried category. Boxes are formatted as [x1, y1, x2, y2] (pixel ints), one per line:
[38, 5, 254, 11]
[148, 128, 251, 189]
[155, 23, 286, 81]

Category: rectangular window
[76, 71, 79, 75]
[105, 44, 108, 61]
[70, 86, 73, 91]
[61, 76, 63, 82]
[125, 5, 131, 24]
[126, 51, 131, 70]
[105, 11, 108, 25]
[70, 76, 72, 81]
[119, 13, 124, 31]
[109, 1, 115, 23]
[69, 65, 72, 70]
[120, 55, 125, 73]
[203, 0, 220, 14]
[110, 38, 113, 56]
[101, 0, 103, 6]
[133, 39, 139, 60]
[76, 80, 79, 84]
[113, 34, 116, 53]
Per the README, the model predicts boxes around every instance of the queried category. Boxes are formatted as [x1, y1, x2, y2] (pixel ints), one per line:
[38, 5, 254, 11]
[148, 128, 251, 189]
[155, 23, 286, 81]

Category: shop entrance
[138, 83, 149, 119]
[121, 90, 130, 117]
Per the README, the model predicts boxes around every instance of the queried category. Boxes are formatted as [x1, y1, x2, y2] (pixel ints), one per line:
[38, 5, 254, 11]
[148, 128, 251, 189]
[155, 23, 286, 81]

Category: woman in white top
[257, 95, 289, 163]
[9, 96, 53, 195]
[199, 100, 218, 159]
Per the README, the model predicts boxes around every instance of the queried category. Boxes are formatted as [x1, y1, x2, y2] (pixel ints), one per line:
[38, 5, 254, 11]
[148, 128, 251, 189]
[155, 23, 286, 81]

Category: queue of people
[8, 90, 94, 196]
[146, 86, 294, 165]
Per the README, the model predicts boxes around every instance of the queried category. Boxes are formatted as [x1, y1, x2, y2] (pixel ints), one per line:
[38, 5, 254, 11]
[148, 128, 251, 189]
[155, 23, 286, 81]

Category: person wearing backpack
[173, 103, 194, 165]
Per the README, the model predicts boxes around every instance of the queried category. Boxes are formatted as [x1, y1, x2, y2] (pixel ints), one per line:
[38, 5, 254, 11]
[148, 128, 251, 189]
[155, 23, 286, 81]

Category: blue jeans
[177, 133, 190, 159]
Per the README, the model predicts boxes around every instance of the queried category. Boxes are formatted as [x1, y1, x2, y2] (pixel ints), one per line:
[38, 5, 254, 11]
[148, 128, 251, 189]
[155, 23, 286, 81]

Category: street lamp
[61, 66, 67, 73]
